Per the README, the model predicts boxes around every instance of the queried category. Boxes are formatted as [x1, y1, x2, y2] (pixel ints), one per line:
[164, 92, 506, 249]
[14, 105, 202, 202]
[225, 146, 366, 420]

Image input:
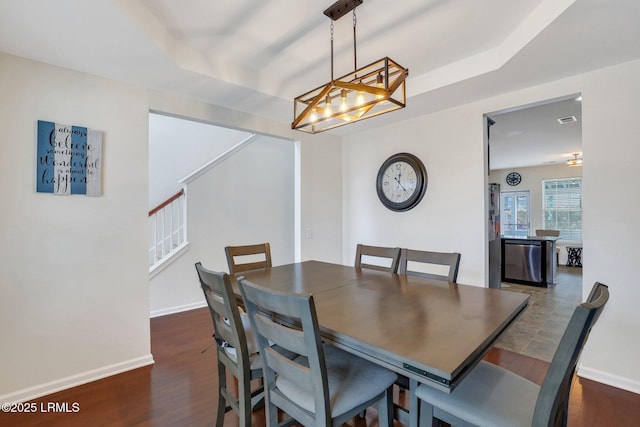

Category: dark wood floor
[1, 307, 638, 426]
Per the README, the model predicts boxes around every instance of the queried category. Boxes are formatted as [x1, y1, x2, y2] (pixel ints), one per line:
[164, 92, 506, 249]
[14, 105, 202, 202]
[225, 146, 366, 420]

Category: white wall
[0, 52, 344, 401]
[148, 113, 252, 208]
[578, 59, 640, 392]
[300, 137, 344, 264]
[149, 135, 296, 315]
[342, 58, 640, 393]
[0, 53, 152, 400]
[343, 106, 487, 285]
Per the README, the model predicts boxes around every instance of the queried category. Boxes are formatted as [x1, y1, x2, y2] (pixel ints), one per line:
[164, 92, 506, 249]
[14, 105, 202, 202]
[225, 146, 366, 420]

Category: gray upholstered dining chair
[398, 248, 461, 283]
[414, 282, 609, 427]
[354, 243, 401, 272]
[238, 276, 397, 427]
[195, 262, 264, 427]
[225, 242, 272, 274]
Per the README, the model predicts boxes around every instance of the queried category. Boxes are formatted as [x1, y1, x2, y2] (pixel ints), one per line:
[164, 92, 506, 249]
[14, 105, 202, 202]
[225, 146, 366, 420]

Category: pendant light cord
[330, 21, 334, 81]
[353, 6, 357, 70]
[328, 1, 358, 80]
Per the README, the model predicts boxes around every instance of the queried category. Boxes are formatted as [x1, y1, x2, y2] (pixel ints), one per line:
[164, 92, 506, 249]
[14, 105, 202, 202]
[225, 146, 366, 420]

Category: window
[543, 178, 582, 242]
[501, 191, 530, 238]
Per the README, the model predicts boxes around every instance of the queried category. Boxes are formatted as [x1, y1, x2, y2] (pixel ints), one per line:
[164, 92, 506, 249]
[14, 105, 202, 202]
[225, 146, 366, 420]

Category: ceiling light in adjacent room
[567, 153, 583, 167]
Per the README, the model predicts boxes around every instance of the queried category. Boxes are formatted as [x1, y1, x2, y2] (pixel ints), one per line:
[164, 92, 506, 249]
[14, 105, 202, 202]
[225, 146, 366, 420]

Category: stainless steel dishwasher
[503, 239, 542, 283]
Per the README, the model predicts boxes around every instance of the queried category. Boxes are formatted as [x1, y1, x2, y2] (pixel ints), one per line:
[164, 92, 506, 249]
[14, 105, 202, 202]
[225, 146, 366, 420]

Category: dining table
[235, 260, 529, 426]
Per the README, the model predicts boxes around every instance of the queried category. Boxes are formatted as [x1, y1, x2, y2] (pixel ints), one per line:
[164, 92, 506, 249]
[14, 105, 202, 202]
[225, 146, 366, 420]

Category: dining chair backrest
[533, 282, 609, 427]
[239, 276, 397, 427]
[239, 277, 332, 425]
[195, 262, 260, 426]
[225, 242, 272, 274]
[354, 243, 401, 273]
[398, 248, 461, 283]
[535, 229, 561, 237]
[195, 262, 247, 355]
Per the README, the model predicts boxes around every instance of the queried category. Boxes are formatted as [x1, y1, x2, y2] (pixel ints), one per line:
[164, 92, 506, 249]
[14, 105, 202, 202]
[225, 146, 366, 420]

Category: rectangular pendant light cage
[292, 57, 408, 133]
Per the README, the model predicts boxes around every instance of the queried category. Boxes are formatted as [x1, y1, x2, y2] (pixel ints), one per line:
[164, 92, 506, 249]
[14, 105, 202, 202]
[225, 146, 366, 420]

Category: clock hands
[394, 175, 409, 196]
[384, 161, 417, 201]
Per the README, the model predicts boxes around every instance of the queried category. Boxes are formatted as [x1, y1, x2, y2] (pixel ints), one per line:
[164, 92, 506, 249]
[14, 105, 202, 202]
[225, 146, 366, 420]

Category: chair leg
[377, 386, 394, 427]
[238, 372, 252, 427]
[409, 378, 419, 427]
[417, 397, 437, 427]
[216, 362, 227, 427]
[265, 397, 279, 427]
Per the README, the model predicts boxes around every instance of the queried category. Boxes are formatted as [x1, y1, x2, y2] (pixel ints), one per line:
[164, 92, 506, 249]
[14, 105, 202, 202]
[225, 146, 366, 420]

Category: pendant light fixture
[292, 0, 408, 133]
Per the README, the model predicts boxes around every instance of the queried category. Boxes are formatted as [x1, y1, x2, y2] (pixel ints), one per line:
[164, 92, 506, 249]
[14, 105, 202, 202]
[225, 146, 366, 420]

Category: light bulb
[376, 73, 384, 100]
[340, 89, 348, 112]
[356, 91, 365, 107]
[324, 95, 333, 118]
[310, 108, 318, 123]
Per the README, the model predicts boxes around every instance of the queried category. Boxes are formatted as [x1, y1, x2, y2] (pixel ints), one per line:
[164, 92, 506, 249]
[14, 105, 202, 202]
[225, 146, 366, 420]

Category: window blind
[543, 178, 582, 242]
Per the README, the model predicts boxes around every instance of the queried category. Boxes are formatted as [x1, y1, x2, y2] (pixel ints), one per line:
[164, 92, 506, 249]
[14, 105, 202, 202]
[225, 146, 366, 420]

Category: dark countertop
[501, 236, 560, 242]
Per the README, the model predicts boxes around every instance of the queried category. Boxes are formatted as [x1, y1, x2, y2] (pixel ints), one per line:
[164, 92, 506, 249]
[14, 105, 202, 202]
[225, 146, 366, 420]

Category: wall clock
[376, 152, 427, 212]
[506, 172, 521, 186]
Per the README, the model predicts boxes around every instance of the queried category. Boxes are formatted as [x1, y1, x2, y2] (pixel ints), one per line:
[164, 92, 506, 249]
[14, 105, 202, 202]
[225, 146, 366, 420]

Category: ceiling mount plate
[324, 0, 364, 21]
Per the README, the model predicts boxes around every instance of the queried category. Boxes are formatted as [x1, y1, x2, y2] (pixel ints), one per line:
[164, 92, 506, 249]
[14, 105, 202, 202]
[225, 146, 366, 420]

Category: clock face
[506, 172, 521, 186]
[376, 153, 427, 211]
[381, 161, 416, 203]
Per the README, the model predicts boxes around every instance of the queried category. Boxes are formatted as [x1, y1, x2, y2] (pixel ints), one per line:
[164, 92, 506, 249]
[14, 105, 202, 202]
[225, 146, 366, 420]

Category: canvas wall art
[36, 120, 103, 196]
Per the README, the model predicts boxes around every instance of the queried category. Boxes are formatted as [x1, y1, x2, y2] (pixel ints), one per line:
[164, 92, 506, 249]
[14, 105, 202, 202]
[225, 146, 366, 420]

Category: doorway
[485, 95, 584, 361]
[486, 94, 583, 266]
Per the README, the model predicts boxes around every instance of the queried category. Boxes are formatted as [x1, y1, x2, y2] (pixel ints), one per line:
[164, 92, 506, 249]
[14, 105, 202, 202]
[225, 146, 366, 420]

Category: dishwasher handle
[504, 239, 541, 247]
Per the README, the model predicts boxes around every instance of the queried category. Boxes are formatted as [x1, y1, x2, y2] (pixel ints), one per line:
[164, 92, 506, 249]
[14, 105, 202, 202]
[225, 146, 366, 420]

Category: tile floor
[495, 265, 583, 362]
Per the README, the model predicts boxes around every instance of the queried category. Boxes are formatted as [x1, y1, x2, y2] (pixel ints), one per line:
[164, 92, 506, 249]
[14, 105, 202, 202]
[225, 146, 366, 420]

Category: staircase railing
[148, 189, 187, 272]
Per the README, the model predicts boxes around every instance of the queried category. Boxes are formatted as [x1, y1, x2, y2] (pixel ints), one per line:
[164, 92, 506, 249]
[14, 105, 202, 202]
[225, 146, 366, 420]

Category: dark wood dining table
[236, 260, 529, 425]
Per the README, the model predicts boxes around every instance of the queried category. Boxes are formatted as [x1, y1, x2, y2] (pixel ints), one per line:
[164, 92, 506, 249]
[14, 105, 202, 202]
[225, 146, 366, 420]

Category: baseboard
[0, 354, 155, 403]
[578, 364, 640, 395]
[150, 301, 207, 318]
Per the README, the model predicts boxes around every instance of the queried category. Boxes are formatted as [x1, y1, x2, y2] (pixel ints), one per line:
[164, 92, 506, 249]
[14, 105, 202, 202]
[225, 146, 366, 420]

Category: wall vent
[557, 115, 577, 124]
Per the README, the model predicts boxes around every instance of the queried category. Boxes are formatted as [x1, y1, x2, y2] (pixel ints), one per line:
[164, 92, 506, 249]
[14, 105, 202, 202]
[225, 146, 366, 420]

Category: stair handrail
[149, 189, 185, 217]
